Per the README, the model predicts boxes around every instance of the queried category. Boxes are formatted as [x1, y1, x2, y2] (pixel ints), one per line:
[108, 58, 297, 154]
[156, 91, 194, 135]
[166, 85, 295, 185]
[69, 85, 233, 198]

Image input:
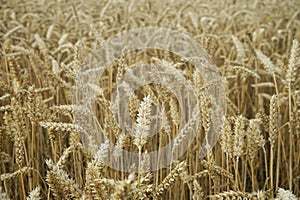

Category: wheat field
[0, 0, 300, 199]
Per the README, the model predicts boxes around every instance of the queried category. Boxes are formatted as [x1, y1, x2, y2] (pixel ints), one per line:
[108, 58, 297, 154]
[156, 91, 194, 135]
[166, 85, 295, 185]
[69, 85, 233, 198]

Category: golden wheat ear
[26, 186, 41, 200]
[45, 159, 81, 199]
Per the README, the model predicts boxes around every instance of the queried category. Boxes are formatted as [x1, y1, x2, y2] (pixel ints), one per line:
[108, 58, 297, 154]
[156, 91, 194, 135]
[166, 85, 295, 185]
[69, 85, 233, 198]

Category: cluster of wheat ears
[0, 0, 300, 199]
